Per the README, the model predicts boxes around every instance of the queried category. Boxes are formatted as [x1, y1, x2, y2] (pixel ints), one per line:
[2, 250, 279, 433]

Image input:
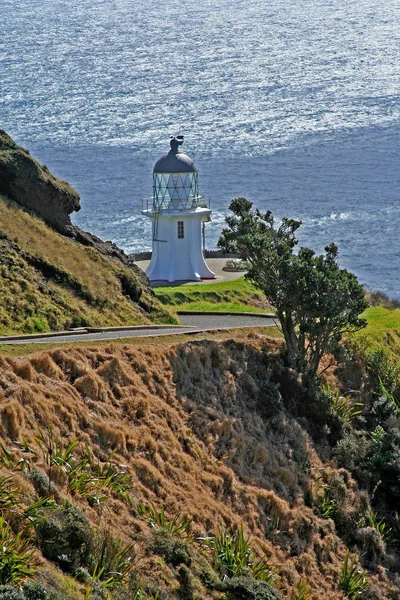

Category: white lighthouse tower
[142, 136, 215, 282]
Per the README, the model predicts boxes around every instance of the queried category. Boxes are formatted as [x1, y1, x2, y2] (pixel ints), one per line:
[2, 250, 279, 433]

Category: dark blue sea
[1, 0, 400, 296]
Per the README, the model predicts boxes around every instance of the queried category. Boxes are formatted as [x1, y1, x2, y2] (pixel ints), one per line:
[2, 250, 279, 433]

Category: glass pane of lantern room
[167, 174, 188, 204]
[153, 174, 169, 208]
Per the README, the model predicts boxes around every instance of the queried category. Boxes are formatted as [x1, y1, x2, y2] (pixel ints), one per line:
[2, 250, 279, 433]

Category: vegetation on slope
[0, 196, 176, 334]
[0, 334, 399, 599]
[154, 277, 271, 313]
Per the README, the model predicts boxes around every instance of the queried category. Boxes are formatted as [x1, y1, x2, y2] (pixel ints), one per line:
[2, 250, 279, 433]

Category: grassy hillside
[0, 333, 398, 600]
[0, 195, 176, 334]
[154, 277, 271, 313]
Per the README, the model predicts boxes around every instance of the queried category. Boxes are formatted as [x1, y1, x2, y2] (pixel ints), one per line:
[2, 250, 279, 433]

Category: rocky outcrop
[0, 130, 80, 232]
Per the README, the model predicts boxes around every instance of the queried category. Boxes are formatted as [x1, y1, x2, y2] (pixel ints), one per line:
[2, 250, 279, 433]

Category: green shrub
[355, 527, 386, 566]
[73, 568, 91, 584]
[0, 475, 20, 513]
[35, 504, 92, 573]
[358, 511, 392, 543]
[365, 347, 400, 395]
[28, 471, 58, 499]
[222, 259, 249, 272]
[318, 489, 337, 520]
[336, 430, 371, 479]
[34, 427, 78, 473]
[150, 531, 191, 567]
[177, 565, 194, 600]
[258, 381, 284, 418]
[119, 273, 142, 303]
[324, 384, 363, 426]
[336, 426, 400, 503]
[22, 581, 48, 599]
[0, 586, 25, 600]
[369, 380, 400, 428]
[216, 577, 283, 599]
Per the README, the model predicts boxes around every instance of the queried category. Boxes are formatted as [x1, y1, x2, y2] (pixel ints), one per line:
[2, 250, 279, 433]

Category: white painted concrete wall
[145, 208, 215, 282]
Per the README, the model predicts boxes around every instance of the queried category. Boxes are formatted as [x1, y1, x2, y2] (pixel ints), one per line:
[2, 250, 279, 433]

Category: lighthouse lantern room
[142, 136, 215, 282]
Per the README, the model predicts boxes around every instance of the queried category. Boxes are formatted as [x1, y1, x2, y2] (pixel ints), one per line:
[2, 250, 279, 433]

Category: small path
[0, 314, 277, 345]
[134, 258, 245, 286]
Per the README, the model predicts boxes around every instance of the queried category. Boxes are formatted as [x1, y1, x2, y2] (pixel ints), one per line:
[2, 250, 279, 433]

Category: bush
[28, 471, 58, 499]
[150, 531, 191, 567]
[0, 586, 25, 600]
[22, 582, 48, 600]
[35, 504, 92, 573]
[365, 348, 400, 395]
[119, 273, 142, 303]
[0, 585, 25, 600]
[258, 381, 284, 419]
[177, 565, 194, 600]
[222, 259, 249, 272]
[355, 527, 386, 567]
[216, 577, 283, 599]
[136, 503, 192, 539]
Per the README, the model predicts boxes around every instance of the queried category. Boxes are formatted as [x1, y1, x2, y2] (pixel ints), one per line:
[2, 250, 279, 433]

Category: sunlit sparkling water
[1, 0, 400, 295]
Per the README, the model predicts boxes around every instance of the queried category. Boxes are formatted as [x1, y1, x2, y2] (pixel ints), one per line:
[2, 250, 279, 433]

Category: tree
[218, 198, 368, 384]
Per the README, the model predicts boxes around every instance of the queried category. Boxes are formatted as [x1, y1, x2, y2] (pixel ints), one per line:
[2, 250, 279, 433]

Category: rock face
[0, 130, 80, 232]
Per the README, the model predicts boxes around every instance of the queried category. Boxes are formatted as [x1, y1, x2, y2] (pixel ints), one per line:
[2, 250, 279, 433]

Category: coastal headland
[0, 133, 399, 599]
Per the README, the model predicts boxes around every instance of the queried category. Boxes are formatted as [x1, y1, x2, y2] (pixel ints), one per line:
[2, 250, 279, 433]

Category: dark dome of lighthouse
[153, 136, 198, 174]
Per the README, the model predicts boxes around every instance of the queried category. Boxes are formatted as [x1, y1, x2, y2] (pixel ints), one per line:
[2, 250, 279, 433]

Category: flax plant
[136, 503, 192, 539]
[338, 552, 368, 599]
[199, 524, 274, 583]
[0, 517, 35, 585]
[85, 530, 136, 599]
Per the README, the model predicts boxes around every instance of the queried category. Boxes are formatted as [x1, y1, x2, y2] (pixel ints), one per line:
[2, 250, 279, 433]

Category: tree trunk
[278, 310, 298, 369]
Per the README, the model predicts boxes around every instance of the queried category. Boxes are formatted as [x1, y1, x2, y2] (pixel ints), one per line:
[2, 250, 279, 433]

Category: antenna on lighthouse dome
[169, 135, 184, 154]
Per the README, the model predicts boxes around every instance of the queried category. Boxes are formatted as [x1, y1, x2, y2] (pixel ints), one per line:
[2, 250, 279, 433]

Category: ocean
[1, 0, 400, 295]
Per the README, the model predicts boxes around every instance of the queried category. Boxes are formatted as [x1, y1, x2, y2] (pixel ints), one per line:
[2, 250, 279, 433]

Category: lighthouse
[142, 136, 215, 282]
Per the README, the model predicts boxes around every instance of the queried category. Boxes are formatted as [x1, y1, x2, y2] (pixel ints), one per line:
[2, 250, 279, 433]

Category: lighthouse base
[143, 208, 215, 283]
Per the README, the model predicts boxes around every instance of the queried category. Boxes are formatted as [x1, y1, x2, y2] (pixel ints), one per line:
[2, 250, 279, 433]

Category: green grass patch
[154, 277, 271, 313]
[351, 306, 400, 356]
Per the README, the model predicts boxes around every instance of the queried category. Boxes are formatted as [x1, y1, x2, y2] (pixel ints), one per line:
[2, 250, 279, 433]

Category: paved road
[0, 314, 277, 345]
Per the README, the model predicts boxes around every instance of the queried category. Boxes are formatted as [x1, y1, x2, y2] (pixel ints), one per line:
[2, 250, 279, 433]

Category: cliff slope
[0, 334, 397, 599]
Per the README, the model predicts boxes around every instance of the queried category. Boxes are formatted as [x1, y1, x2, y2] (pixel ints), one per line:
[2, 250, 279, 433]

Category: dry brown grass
[0, 197, 119, 300]
[0, 333, 396, 599]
